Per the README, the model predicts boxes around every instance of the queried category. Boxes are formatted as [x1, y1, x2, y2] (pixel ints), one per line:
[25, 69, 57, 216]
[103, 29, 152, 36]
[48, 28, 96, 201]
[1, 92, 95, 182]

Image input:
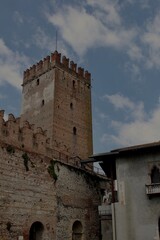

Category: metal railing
[145, 183, 160, 195]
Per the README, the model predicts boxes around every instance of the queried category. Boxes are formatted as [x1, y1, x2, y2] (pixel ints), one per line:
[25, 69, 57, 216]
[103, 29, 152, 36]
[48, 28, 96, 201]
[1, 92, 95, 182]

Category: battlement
[0, 110, 50, 155]
[23, 51, 91, 85]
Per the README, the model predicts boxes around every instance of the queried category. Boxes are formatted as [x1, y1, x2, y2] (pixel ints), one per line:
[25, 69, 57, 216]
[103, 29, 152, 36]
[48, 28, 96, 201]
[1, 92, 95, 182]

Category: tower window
[36, 79, 39, 85]
[70, 103, 73, 109]
[73, 127, 77, 135]
[73, 80, 75, 88]
[42, 100, 45, 106]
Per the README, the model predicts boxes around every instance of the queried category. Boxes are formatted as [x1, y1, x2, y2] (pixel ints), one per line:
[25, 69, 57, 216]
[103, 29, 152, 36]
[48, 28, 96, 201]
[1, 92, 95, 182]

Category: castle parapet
[23, 51, 91, 84]
[0, 111, 50, 156]
[70, 61, 77, 72]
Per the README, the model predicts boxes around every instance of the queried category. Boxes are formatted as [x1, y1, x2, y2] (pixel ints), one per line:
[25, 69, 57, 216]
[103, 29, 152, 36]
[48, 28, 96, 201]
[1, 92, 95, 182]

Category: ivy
[22, 152, 29, 171]
[6, 145, 15, 154]
[48, 160, 58, 182]
[6, 221, 11, 231]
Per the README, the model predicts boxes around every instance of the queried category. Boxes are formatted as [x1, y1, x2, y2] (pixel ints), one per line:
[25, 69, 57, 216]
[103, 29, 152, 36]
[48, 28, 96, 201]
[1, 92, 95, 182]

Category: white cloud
[0, 39, 29, 90]
[47, 2, 137, 56]
[102, 93, 145, 121]
[141, 13, 160, 69]
[13, 11, 24, 24]
[86, 0, 121, 26]
[100, 94, 160, 148]
[109, 107, 160, 147]
[0, 94, 7, 99]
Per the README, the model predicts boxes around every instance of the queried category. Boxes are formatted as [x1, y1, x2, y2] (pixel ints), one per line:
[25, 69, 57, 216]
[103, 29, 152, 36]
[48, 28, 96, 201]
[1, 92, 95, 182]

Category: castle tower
[21, 51, 93, 162]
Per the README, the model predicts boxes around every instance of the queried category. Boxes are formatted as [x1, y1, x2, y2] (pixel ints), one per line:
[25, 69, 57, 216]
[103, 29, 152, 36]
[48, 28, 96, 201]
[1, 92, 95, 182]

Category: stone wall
[0, 142, 105, 240]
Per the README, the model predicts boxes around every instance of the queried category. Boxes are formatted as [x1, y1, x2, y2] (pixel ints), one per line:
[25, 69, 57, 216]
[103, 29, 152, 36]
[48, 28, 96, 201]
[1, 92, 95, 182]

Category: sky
[1, 0, 160, 156]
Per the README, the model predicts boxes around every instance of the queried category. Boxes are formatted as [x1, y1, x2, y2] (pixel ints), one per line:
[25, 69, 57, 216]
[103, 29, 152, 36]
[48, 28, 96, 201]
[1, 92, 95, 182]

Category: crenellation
[36, 60, 43, 75]
[29, 65, 36, 79]
[23, 51, 91, 85]
[51, 51, 61, 64]
[0, 110, 51, 155]
[78, 67, 84, 77]
[62, 56, 69, 68]
[43, 56, 50, 71]
[8, 113, 16, 121]
[70, 61, 77, 72]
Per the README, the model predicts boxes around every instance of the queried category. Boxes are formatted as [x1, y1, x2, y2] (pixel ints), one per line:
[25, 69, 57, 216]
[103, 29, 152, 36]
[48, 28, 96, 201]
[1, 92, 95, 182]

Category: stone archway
[29, 221, 44, 240]
[72, 220, 83, 240]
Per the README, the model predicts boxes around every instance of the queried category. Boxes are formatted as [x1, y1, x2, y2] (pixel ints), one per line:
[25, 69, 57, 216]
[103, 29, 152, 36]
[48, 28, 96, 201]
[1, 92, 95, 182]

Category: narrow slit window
[73, 127, 77, 135]
[36, 79, 39, 85]
[42, 99, 45, 106]
[73, 80, 75, 88]
[70, 103, 73, 109]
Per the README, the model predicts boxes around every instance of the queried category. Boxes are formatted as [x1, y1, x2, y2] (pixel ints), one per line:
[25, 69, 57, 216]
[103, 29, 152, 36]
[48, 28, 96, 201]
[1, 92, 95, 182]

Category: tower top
[23, 51, 91, 85]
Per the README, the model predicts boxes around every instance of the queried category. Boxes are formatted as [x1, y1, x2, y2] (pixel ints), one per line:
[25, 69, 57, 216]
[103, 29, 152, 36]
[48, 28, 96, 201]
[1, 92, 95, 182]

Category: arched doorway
[29, 221, 44, 240]
[72, 220, 83, 240]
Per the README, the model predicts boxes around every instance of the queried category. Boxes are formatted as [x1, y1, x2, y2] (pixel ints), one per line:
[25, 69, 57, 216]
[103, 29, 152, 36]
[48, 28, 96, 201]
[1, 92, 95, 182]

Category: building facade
[90, 142, 160, 240]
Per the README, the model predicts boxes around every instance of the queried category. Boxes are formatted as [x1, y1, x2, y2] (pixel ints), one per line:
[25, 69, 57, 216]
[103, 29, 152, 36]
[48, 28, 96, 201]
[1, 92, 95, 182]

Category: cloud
[102, 93, 145, 121]
[141, 12, 160, 69]
[100, 94, 160, 148]
[0, 39, 29, 90]
[13, 11, 24, 24]
[0, 94, 7, 99]
[47, 2, 137, 56]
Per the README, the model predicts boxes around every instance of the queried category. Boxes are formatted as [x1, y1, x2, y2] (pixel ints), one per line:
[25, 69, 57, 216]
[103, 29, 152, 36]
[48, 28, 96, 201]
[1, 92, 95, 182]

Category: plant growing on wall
[48, 160, 58, 182]
[22, 152, 30, 171]
[6, 145, 15, 154]
[6, 221, 12, 231]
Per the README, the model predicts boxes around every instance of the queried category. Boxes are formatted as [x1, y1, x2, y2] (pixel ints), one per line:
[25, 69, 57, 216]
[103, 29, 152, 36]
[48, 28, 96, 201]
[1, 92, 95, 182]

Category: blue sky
[1, 0, 160, 154]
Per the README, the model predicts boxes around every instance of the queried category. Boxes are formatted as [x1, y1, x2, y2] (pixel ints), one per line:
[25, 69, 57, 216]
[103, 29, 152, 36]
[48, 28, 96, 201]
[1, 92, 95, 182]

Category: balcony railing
[98, 205, 112, 216]
[145, 183, 160, 195]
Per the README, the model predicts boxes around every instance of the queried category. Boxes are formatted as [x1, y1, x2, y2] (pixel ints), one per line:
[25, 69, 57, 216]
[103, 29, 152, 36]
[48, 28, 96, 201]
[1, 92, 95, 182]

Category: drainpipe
[111, 163, 117, 240]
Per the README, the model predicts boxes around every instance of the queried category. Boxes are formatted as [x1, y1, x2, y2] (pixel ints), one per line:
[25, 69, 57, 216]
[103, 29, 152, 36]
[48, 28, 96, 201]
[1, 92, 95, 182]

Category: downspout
[111, 163, 117, 240]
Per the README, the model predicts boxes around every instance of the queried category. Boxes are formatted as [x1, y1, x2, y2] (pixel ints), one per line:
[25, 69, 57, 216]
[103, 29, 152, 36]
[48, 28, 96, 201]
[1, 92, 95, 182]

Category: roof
[81, 141, 160, 164]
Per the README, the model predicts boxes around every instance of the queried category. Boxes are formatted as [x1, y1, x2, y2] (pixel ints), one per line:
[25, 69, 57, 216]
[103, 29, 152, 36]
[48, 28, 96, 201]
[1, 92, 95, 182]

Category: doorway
[72, 221, 83, 240]
[29, 221, 44, 240]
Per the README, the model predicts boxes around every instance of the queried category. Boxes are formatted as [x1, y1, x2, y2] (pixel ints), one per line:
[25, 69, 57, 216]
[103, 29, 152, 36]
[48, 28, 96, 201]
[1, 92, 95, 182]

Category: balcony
[98, 204, 112, 220]
[146, 183, 160, 195]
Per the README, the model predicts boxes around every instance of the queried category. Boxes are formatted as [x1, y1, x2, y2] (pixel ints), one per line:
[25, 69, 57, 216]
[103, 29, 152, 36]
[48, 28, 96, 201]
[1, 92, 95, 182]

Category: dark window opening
[151, 166, 160, 183]
[70, 103, 73, 109]
[36, 79, 39, 85]
[73, 80, 75, 88]
[73, 127, 77, 135]
[42, 100, 44, 106]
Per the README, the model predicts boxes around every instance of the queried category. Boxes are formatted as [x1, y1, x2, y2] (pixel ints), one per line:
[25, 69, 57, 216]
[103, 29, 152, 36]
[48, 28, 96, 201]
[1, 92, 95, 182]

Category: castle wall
[0, 143, 103, 240]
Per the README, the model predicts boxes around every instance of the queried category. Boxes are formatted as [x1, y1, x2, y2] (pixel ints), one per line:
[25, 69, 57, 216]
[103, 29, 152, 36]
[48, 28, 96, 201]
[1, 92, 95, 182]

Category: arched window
[72, 221, 83, 240]
[151, 166, 160, 183]
[29, 221, 44, 240]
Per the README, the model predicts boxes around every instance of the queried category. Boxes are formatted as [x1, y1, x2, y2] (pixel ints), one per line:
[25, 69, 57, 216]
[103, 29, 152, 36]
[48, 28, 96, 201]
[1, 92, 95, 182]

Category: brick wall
[0, 143, 104, 240]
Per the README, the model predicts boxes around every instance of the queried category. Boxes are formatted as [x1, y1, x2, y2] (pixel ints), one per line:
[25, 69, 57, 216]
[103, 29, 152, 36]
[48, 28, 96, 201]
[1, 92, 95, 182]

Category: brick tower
[21, 51, 93, 162]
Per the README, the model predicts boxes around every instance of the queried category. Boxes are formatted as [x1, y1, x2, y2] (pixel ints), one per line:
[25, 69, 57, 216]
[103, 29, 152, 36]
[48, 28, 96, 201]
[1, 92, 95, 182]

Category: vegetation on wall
[22, 152, 30, 171]
[48, 160, 58, 182]
[6, 145, 15, 154]
[6, 221, 12, 231]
